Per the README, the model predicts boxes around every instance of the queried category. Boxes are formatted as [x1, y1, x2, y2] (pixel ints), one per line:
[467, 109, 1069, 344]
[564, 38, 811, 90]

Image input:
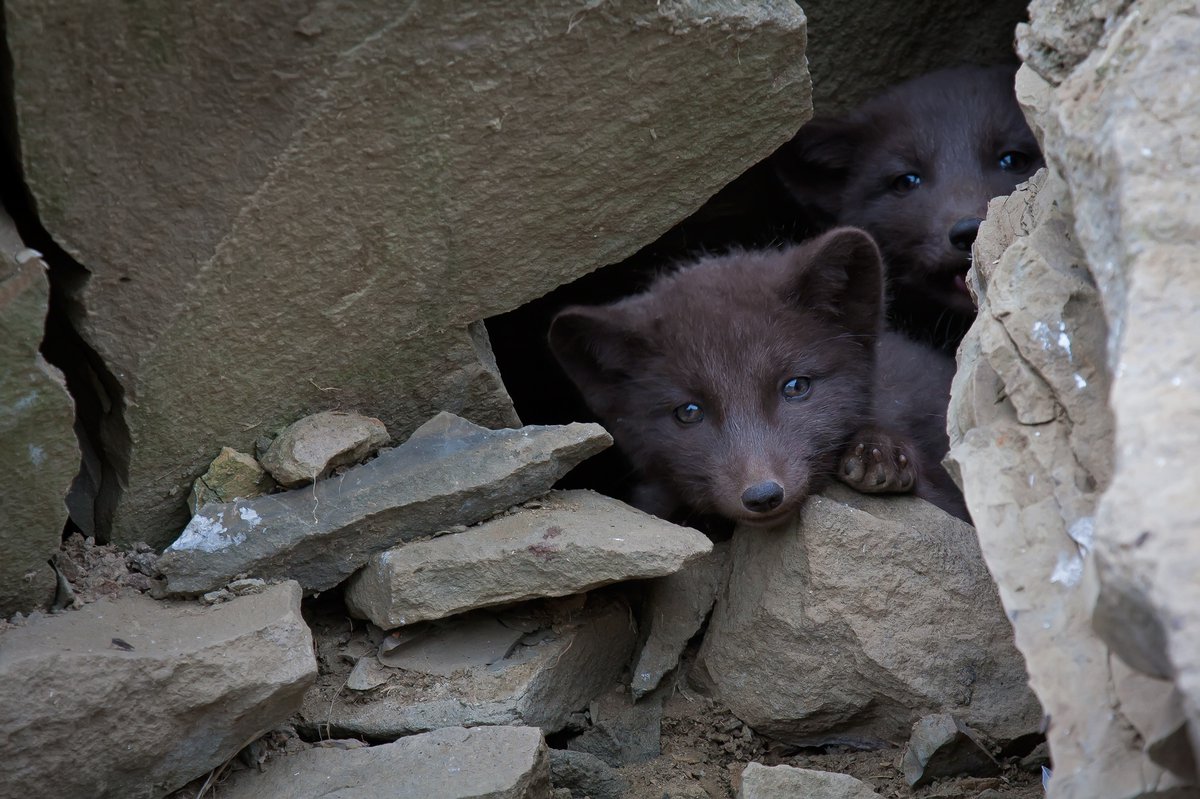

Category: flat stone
[221, 726, 550, 799]
[738, 763, 882, 799]
[7, 1, 811, 548]
[0, 213, 77, 616]
[157, 413, 611, 595]
[0, 581, 316, 799]
[566, 685, 662, 767]
[695, 484, 1041, 748]
[298, 594, 634, 739]
[631, 542, 727, 700]
[548, 749, 629, 799]
[901, 714, 999, 787]
[188, 446, 275, 514]
[345, 489, 711, 628]
[259, 410, 390, 488]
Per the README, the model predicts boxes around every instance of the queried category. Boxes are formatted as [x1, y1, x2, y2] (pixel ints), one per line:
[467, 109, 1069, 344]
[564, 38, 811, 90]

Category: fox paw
[838, 432, 917, 494]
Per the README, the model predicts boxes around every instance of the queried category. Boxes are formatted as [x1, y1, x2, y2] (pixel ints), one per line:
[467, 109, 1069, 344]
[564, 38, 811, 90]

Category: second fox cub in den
[549, 228, 967, 528]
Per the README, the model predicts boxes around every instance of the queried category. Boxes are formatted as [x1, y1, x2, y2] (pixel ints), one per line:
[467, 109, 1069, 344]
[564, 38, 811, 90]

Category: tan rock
[259, 410, 389, 488]
[738, 763, 881, 799]
[187, 446, 275, 513]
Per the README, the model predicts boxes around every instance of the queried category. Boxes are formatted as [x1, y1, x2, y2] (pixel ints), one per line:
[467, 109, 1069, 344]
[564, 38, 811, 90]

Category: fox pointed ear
[548, 305, 648, 419]
[783, 227, 884, 338]
[773, 118, 860, 224]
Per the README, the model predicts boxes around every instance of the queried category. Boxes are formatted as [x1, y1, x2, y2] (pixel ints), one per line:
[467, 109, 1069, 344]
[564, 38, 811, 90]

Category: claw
[855, 443, 865, 456]
[898, 453, 908, 467]
[871, 447, 883, 462]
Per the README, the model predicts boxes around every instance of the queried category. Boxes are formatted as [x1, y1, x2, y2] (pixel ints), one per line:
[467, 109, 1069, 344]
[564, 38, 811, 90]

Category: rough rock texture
[221, 726, 550, 799]
[900, 714, 999, 787]
[157, 413, 610, 595]
[187, 446, 275, 513]
[567, 685, 663, 767]
[0, 581, 315, 799]
[738, 763, 882, 799]
[631, 542, 727, 700]
[345, 489, 711, 628]
[299, 595, 635, 739]
[549, 749, 629, 799]
[695, 485, 1040, 748]
[949, 3, 1200, 795]
[259, 410, 389, 488]
[798, 0, 1028, 115]
[5, 0, 812, 548]
[0, 214, 77, 616]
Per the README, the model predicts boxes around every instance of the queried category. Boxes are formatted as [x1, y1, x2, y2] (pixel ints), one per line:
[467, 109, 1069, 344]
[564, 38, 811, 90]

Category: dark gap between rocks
[0, 1, 129, 543]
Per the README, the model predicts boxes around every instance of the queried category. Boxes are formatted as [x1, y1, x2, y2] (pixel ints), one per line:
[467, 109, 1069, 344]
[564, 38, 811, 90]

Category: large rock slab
[738, 763, 881, 799]
[695, 484, 1040, 748]
[158, 413, 610, 595]
[221, 726, 550, 799]
[5, 1, 812, 548]
[299, 594, 635, 739]
[0, 214, 77, 616]
[0, 581, 316, 799]
[345, 489, 711, 628]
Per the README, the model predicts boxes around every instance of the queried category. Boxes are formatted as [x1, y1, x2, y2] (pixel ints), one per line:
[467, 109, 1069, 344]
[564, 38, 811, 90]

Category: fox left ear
[782, 227, 884, 338]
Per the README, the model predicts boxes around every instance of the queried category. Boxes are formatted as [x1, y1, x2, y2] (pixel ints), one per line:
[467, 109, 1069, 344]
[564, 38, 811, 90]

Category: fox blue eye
[673, 402, 704, 424]
[782, 377, 812, 401]
[998, 151, 1031, 172]
[891, 172, 921, 193]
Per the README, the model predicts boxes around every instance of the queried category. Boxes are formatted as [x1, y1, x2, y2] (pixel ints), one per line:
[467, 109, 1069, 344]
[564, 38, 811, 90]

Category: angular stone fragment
[187, 446, 275, 513]
[259, 410, 390, 488]
[0, 215, 78, 616]
[345, 489, 711, 628]
[566, 685, 662, 767]
[158, 413, 610, 595]
[738, 763, 881, 799]
[549, 749, 629, 799]
[901, 714, 999, 787]
[6, 1, 812, 549]
[631, 542, 727, 700]
[0, 581, 315, 799]
[299, 595, 634, 739]
[695, 485, 1040, 747]
[221, 726, 551, 799]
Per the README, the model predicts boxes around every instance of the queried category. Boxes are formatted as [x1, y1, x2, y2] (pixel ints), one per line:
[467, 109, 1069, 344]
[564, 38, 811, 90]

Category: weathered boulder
[345, 489, 711, 628]
[187, 446, 275, 513]
[221, 726, 551, 799]
[157, 413, 610, 595]
[694, 485, 1040, 748]
[738, 763, 881, 799]
[259, 410, 389, 488]
[900, 714, 999, 787]
[0, 581, 315, 799]
[549, 749, 629, 799]
[631, 542, 727, 700]
[299, 594, 635, 739]
[5, 0, 812, 548]
[949, 2, 1200, 793]
[0, 213, 77, 616]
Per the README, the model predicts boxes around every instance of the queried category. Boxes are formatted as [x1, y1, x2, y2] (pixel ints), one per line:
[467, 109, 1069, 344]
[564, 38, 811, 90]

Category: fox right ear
[772, 117, 859, 224]
[548, 305, 645, 418]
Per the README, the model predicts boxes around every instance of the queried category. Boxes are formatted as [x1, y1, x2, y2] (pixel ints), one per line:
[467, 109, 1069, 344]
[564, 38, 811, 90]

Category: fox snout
[741, 480, 785, 513]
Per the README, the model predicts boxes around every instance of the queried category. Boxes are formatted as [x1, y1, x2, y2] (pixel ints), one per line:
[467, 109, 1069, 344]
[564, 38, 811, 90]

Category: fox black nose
[949, 217, 983, 251]
[742, 481, 784, 513]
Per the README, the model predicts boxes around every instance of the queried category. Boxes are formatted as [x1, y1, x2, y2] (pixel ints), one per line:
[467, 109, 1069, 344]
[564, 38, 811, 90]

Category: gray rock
[259, 410, 390, 488]
[6, 1, 811, 549]
[567, 685, 662, 767]
[221, 726, 550, 799]
[549, 749, 629, 799]
[900, 714, 999, 787]
[187, 446, 275, 514]
[345, 489, 711, 628]
[0, 581, 315, 799]
[157, 413, 610, 595]
[299, 595, 635, 739]
[0, 214, 78, 616]
[737, 763, 881, 799]
[695, 484, 1041, 747]
[631, 542, 727, 700]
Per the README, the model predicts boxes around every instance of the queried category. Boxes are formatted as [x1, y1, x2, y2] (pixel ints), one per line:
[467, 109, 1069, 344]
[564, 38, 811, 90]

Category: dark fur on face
[776, 65, 1044, 346]
[549, 229, 886, 528]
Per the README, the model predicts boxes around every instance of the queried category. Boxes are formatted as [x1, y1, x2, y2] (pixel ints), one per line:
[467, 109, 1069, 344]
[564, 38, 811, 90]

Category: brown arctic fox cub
[775, 65, 1044, 347]
[548, 228, 967, 528]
